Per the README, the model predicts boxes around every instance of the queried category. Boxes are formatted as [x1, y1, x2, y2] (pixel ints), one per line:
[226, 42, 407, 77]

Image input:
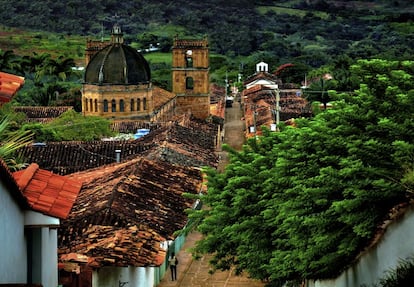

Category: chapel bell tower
[172, 37, 210, 119]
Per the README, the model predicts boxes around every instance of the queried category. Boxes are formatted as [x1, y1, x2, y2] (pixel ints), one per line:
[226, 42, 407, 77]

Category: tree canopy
[189, 59, 414, 285]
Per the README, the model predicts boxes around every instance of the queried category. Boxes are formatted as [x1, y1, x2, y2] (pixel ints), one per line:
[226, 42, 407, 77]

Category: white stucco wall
[0, 181, 28, 283]
[310, 205, 414, 287]
[92, 266, 156, 287]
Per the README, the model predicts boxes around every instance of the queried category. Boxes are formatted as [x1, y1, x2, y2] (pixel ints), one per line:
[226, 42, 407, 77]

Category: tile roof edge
[0, 159, 31, 209]
[14, 163, 39, 191]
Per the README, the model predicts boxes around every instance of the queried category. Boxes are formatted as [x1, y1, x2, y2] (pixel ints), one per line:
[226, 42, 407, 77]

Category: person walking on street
[169, 252, 178, 281]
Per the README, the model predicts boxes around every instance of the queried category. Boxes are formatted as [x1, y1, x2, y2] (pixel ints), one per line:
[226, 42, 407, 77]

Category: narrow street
[157, 102, 264, 287]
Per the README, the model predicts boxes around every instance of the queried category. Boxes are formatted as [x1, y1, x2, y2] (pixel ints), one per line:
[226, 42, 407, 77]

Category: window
[112, 99, 116, 112]
[84, 98, 88, 111]
[186, 57, 193, 68]
[137, 98, 141, 111]
[89, 99, 93, 112]
[143, 98, 147, 110]
[120, 99, 125, 112]
[131, 99, 135, 111]
[186, 77, 194, 90]
[94, 99, 98, 112]
[103, 100, 108, 112]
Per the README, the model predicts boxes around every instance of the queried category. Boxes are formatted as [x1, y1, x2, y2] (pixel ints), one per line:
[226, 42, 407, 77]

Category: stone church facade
[81, 25, 209, 122]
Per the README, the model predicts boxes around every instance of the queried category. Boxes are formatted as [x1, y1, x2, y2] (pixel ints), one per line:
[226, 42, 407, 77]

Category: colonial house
[0, 159, 81, 287]
[3, 23, 219, 287]
[58, 157, 203, 287]
[17, 115, 218, 287]
[242, 62, 311, 137]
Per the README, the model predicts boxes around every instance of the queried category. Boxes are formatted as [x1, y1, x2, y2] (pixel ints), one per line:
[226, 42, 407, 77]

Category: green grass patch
[0, 25, 86, 65]
[143, 52, 172, 65]
[390, 22, 414, 35]
[256, 5, 329, 19]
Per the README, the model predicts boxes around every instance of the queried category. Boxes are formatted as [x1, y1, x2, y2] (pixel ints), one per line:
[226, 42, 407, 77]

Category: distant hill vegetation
[0, 0, 413, 81]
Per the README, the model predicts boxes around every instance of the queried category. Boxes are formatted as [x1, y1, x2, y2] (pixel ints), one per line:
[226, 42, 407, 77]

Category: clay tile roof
[0, 158, 30, 209]
[13, 163, 82, 219]
[153, 86, 176, 109]
[59, 225, 167, 267]
[59, 157, 202, 267]
[64, 157, 202, 239]
[0, 72, 24, 104]
[13, 106, 73, 123]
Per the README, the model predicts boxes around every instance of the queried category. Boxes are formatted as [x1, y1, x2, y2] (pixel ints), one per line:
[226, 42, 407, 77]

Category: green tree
[189, 59, 414, 285]
[304, 77, 337, 110]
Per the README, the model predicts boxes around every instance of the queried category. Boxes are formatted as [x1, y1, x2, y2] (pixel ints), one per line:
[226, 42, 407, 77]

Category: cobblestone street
[157, 102, 264, 287]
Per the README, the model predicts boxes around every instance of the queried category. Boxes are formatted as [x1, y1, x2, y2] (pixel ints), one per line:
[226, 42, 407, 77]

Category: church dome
[84, 25, 151, 85]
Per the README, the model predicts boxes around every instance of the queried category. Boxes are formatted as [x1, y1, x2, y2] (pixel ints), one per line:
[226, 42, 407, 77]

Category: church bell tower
[172, 37, 210, 119]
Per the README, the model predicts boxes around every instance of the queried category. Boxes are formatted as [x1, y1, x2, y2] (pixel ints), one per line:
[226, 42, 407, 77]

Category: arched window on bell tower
[186, 57, 193, 68]
[186, 77, 194, 90]
[143, 98, 147, 110]
[137, 98, 141, 111]
[111, 99, 116, 112]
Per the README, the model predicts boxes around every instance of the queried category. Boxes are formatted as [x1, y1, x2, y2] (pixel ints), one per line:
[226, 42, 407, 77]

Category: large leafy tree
[189, 59, 414, 285]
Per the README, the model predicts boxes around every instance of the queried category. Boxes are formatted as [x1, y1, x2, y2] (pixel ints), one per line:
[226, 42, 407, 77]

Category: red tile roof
[59, 157, 202, 267]
[13, 163, 82, 219]
[0, 72, 24, 105]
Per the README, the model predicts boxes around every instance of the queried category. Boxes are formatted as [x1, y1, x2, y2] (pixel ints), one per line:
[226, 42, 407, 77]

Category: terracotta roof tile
[0, 72, 25, 104]
[0, 158, 30, 209]
[153, 86, 176, 109]
[59, 157, 203, 267]
[13, 163, 82, 219]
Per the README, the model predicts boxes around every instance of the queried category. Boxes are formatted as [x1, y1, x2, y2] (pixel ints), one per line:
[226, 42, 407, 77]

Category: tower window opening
[186, 77, 194, 90]
[186, 57, 193, 68]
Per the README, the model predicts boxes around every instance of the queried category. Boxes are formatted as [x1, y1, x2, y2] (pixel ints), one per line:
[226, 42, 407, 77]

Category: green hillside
[0, 0, 413, 69]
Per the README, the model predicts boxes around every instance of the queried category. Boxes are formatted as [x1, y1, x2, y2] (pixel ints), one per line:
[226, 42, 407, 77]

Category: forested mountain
[1, 0, 413, 72]
[1, 0, 413, 107]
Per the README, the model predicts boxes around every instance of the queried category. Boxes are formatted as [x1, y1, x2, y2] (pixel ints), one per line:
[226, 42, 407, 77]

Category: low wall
[309, 205, 414, 287]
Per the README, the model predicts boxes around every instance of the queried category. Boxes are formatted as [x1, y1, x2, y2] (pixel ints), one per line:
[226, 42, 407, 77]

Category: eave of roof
[0, 158, 30, 209]
[0, 72, 25, 104]
[13, 163, 82, 219]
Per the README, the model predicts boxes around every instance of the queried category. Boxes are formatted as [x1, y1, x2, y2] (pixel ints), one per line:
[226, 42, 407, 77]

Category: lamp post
[275, 88, 280, 131]
[265, 84, 280, 131]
